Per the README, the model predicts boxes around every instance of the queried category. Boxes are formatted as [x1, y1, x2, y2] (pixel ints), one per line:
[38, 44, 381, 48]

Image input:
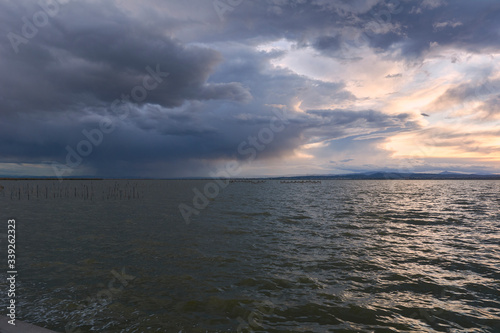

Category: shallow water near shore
[1, 180, 499, 332]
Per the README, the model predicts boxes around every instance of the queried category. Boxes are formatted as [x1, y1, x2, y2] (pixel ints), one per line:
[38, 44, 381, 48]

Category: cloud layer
[1, 0, 499, 177]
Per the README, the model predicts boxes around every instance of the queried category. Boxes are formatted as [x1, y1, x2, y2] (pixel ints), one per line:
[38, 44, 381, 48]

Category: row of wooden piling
[280, 180, 322, 184]
[229, 180, 267, 184]
[0, 181, 143, 200]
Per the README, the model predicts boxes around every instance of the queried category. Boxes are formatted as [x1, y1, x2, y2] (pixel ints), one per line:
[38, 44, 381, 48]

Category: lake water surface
[1, 180, 499, 332]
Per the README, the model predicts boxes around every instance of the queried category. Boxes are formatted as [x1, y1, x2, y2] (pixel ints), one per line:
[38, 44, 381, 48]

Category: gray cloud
[428, 78, 500, 114]
[0, 0, 498, 177]
[0, 0, 251, 116]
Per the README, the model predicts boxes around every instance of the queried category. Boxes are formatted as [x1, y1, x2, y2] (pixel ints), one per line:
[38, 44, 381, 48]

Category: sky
[1, 0, 500, 178]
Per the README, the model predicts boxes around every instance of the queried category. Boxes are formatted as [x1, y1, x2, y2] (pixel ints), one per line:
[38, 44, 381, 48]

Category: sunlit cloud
[1, 0, 499, 177]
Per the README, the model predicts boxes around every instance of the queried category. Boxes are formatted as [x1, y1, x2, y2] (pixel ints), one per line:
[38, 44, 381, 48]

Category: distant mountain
[439, 171, 462, 175]
[270, 172, 500, 180]
[1, 171, 500, 181]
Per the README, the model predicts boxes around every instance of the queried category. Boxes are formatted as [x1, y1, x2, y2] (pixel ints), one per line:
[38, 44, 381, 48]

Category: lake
[1, 180, 499, 332]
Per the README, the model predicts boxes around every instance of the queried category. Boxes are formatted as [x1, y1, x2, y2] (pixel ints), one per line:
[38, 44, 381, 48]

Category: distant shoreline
[0, 178, 104, 181]
[2, 174, 500, 181]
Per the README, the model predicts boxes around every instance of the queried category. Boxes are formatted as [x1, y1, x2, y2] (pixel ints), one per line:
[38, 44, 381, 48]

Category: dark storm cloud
[214, 0, 500, 60]
[78, 106, 418, 177]
[0, 0, 250, 116]
[0, 0, 255, 176]
[1, 0, 497, 177]
[358, 0, 500, 58]
[314, 35, 342, 52]
[0, 2, 361, 178]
